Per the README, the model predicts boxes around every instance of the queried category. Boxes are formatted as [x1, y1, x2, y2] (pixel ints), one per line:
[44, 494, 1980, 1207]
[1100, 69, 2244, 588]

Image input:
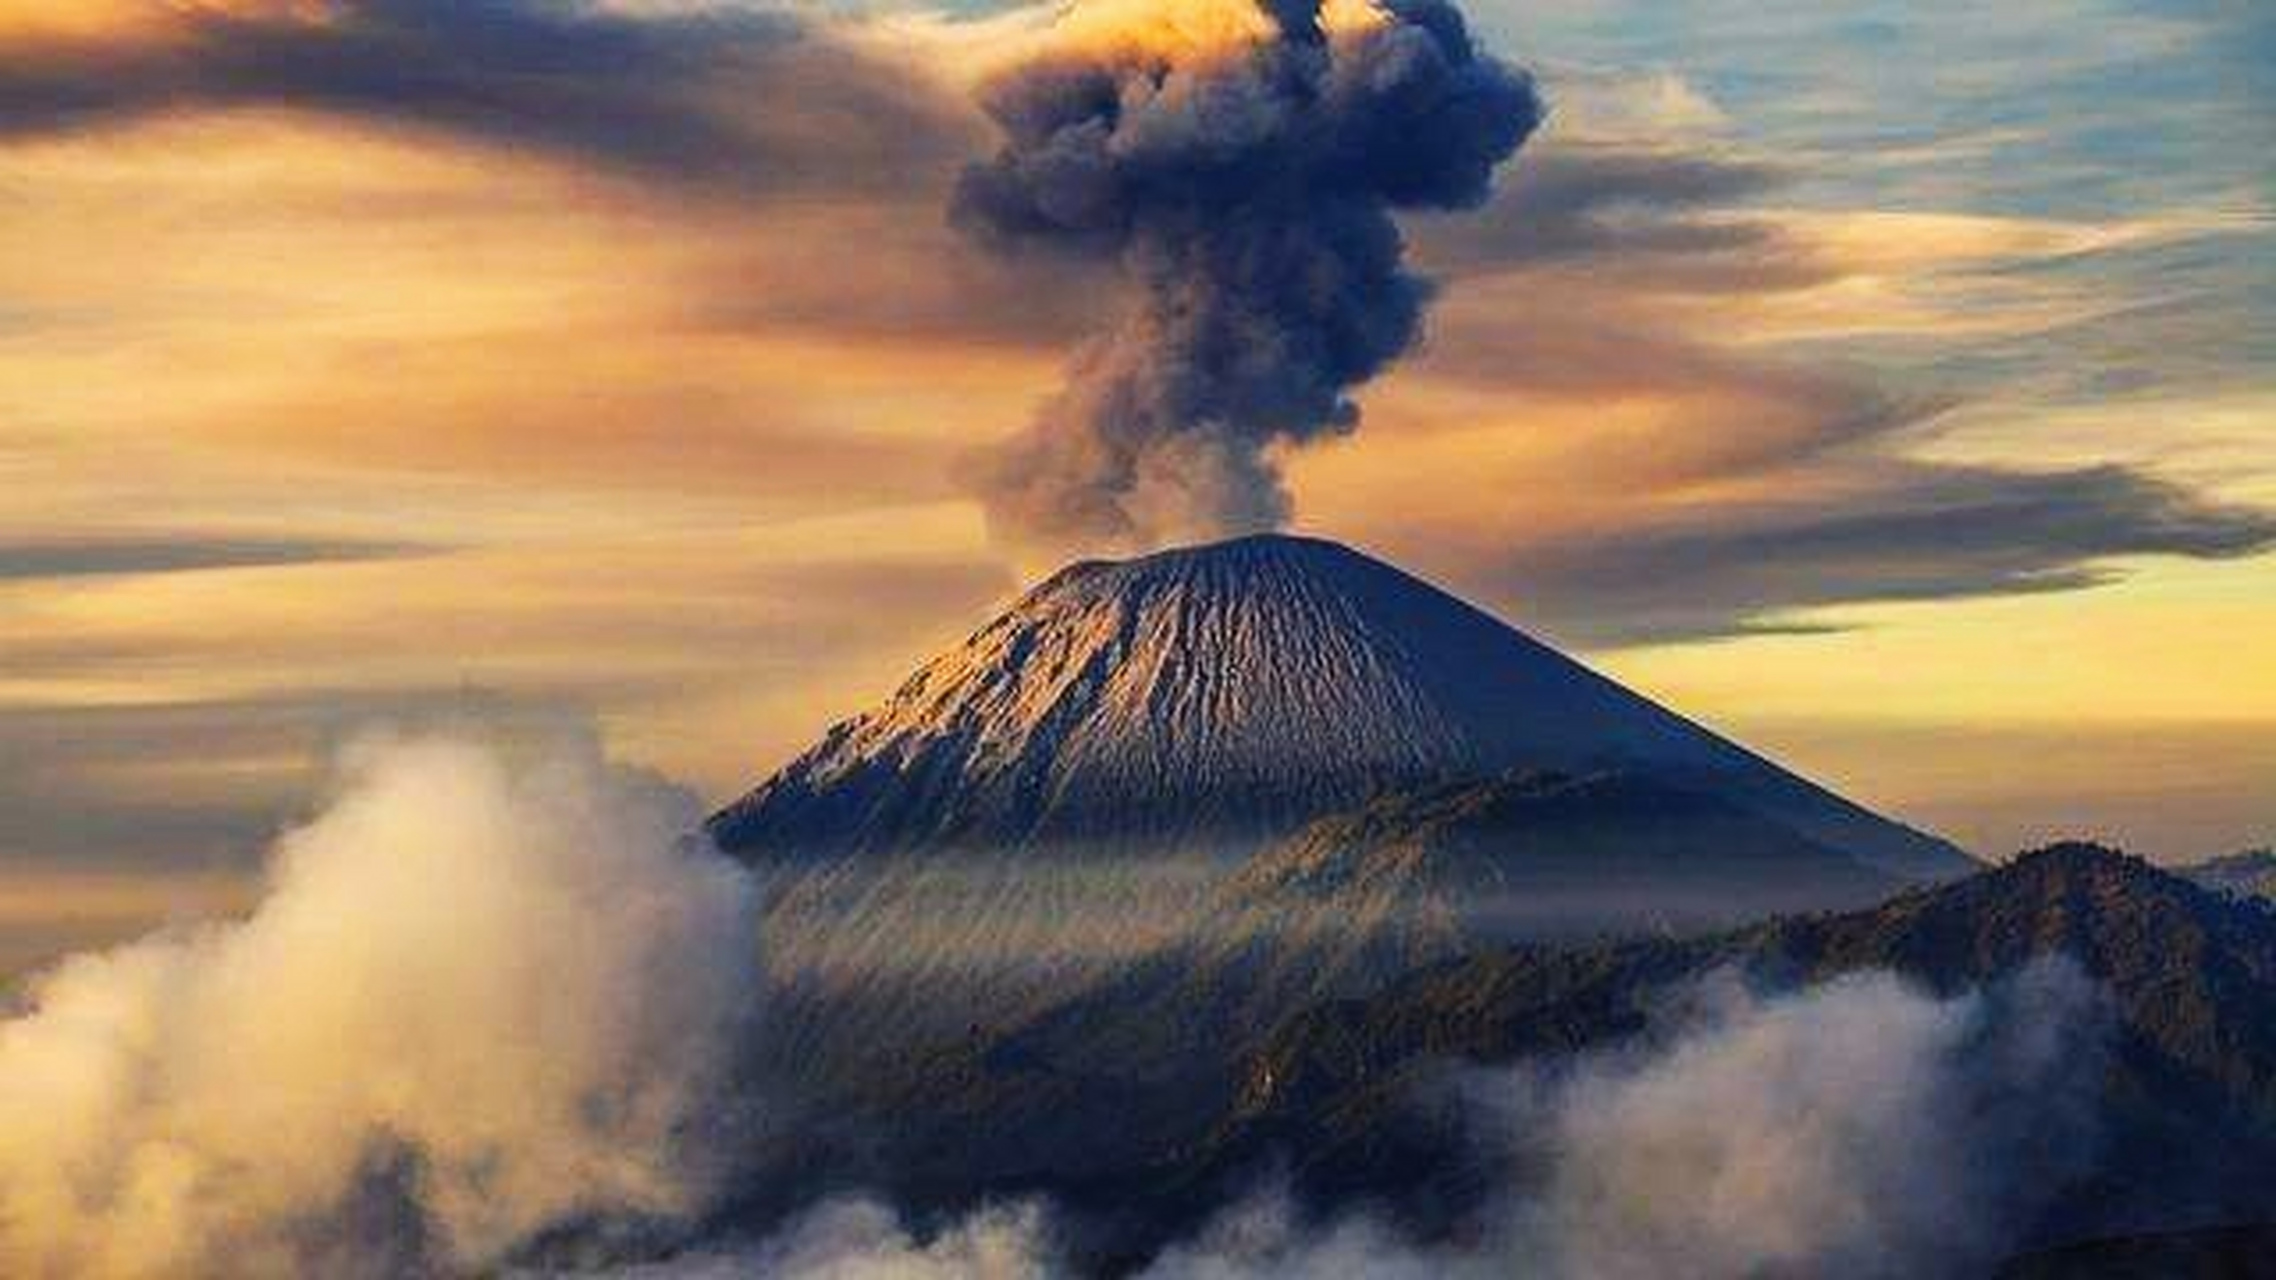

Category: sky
[0, 0, 2270, 967]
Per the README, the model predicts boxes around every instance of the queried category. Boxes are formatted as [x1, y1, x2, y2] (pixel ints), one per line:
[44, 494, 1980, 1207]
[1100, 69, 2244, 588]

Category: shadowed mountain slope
[963, 769, 1904, 1091]
[743, 845, 2276, 1269]
[1216, 844, 2276, 1246]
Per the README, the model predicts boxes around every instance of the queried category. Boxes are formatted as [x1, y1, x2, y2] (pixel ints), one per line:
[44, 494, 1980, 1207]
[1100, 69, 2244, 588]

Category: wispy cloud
[0, 534, 427, 581]
[1488, 461, 2276, 645]
[0, 0, 979, 198]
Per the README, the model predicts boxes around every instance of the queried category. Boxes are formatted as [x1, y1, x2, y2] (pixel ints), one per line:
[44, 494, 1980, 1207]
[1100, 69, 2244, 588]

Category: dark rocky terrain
[1206, 844, 2276, 1248]
[728, 844, 2276, 1273]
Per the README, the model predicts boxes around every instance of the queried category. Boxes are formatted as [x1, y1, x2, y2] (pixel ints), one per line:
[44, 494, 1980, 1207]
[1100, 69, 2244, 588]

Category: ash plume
[952, 0, 1540, 561]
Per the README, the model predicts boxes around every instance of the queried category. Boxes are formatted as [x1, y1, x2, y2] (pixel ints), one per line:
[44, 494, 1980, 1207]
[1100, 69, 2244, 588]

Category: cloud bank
[0, 731, 764, 1277]
[952, 0, 1540, 561]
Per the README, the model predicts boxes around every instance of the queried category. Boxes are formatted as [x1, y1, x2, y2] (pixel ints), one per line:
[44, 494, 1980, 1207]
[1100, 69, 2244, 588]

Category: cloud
[0, 728, 765, 1276]
[1131, 964, 2104, 1279]
[681, 205, 1122, 353]
[0, 689, 615, 880]
[0, 0, 978, 199]
[1489, 962, 2105, 1278]
[1416, 145, 1814, 284]
[0, 536, 1014, 718]
[0, 534, 427, 581]
[627, 1198, 1058, 1279]
[1293, 125, 2276, 646]
[1487, 461, 2276, 644]
[950, 0, 1540, 563]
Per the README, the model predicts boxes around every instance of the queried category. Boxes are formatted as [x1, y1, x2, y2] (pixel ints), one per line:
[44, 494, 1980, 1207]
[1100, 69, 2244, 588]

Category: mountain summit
[711, 534, 1969, 880]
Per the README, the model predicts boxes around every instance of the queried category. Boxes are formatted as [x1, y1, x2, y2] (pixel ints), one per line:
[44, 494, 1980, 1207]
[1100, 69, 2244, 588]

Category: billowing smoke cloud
[952, 0, 1540, 560]
[0, 731, 764, 1277]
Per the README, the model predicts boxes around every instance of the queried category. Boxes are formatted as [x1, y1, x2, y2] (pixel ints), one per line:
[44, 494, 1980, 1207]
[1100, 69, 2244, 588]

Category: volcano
[711, 534, 1969, 881]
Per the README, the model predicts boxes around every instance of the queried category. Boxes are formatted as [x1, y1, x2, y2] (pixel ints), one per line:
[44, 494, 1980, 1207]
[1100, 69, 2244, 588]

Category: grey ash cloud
[950, 0, 1542, 560]
[0, 0, 975, 198]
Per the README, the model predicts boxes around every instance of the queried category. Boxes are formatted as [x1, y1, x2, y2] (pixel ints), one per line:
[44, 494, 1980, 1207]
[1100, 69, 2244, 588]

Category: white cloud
[1494, 963, 2104, 1278]
[624, 1198, 1056, 1280]
[0, 730, 765, 1277]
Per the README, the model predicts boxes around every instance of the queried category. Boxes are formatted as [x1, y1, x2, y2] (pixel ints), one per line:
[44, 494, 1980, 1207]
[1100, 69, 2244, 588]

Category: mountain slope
[1216, 843, 2276, 1244]
[743, 769, 1902, 1136]
[980, 770, 1903, 1088]
[751, 844, 2276, 1267]
[1222, 768, 1903, 938]
[711, 534, 1968, 880]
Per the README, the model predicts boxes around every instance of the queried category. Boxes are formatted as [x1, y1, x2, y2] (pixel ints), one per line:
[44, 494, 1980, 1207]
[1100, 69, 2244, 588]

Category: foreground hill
[1216, 843, 2276, 1245]
[711, 535, 1968, 881]
[773, 844, 2276, 1267]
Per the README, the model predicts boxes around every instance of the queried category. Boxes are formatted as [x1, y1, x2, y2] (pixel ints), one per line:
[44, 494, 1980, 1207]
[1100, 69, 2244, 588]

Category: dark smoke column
[953, 0, 1540, 561]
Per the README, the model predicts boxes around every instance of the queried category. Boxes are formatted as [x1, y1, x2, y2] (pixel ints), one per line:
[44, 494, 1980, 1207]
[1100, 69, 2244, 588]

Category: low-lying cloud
[625, 962, 2108, 1278]
[0, 730, 764, 1276]
[1160, 963, 2103, 1279]
[1493, 962, 2104, 1278]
